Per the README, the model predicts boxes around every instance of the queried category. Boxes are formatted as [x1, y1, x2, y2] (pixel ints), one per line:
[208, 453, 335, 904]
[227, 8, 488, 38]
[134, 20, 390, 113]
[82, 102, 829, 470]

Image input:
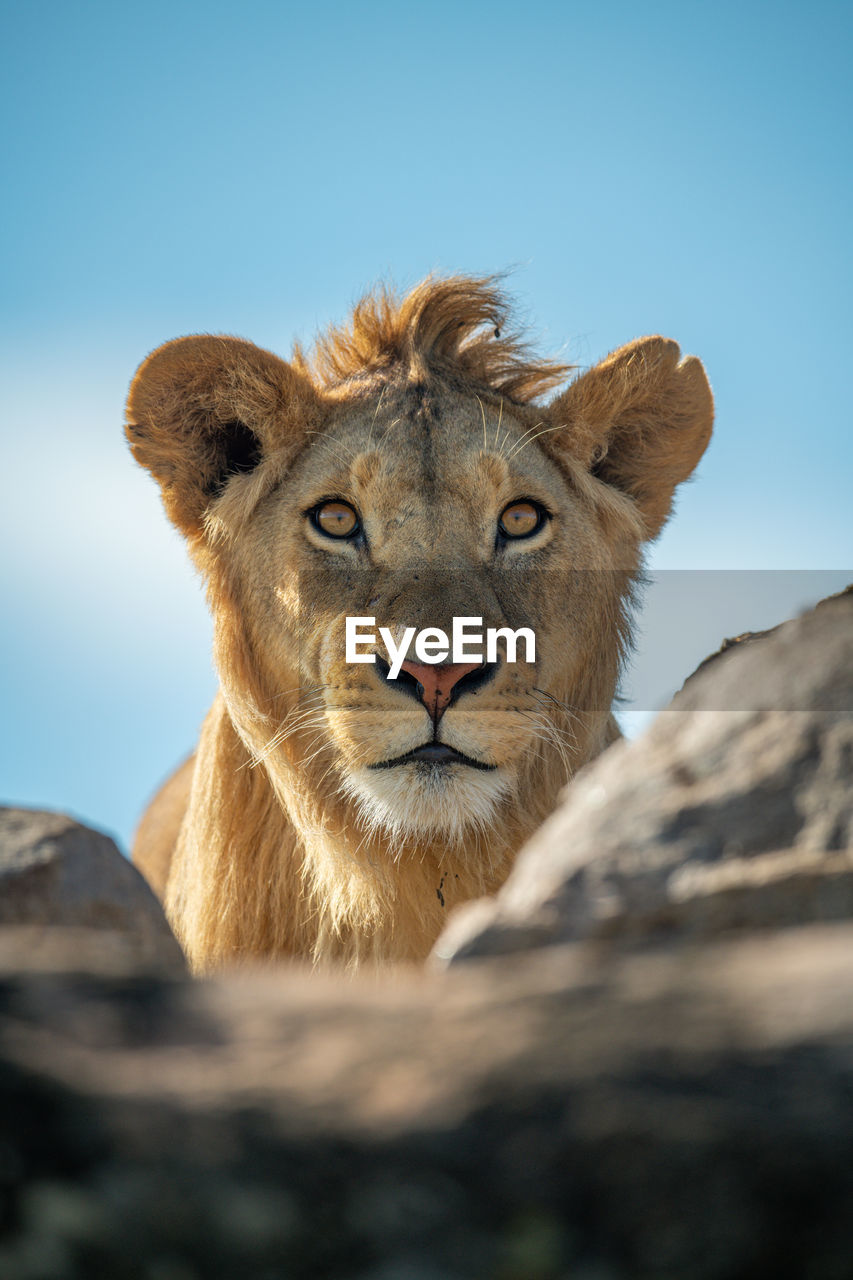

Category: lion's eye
[311, 501, 360, 539]
[498, 500, 546, 540]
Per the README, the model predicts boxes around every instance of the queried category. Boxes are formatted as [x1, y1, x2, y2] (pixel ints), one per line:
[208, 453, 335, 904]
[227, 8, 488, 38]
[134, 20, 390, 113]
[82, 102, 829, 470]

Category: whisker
[378, 417, 402, 449]
[264, 683, 328, 707]
[529, 708, 578, 758]
[366, 383, 387, 448]
[263, 700, 327, 737]
[246, 703, 329, 769]
[517, 704, 576, 779]
[532, 687, 575, 714]
[304, 430, 355, 468]
[506, 422, 564, 462]
[532, 688, 585, 734]
[476, 394, 488, 451]
[502, 420, 544, 460]
[496, 426, 514, 460]
[300, 740, 336, 769]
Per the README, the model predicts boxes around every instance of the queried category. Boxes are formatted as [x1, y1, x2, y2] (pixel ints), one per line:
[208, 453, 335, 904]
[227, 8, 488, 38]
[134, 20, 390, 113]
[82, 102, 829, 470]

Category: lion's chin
[341, 761, 513, 847]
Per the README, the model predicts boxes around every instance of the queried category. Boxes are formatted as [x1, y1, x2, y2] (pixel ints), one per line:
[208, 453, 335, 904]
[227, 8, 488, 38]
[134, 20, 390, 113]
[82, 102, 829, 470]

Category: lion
[126, 275, 713, 970]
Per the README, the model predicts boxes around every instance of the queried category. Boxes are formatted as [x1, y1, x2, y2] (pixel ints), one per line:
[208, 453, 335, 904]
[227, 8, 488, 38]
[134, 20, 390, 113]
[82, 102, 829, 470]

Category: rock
[433, 588, 853, 964]
[3, 926, 853, 1278]
[675, 584, 852, 711]
[2, 593, 853, 1277]
[0, 808, 185, 972]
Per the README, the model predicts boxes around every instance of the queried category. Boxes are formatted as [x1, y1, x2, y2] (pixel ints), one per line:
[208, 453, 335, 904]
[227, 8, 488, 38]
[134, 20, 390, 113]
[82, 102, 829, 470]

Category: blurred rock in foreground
[0, 808, 184, 973]
[2, 926, 853, 1279]
[433, 587, 853, 965]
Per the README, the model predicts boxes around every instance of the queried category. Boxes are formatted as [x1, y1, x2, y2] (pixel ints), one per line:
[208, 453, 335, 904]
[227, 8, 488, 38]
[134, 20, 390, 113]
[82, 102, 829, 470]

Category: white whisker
[366, 383, 387, 447]
[506, 422, 563, 461]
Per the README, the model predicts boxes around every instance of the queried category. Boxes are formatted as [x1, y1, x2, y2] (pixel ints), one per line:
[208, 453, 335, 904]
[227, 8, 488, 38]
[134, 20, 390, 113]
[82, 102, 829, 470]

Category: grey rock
[0, 807, 185, 971]
[433, 588, 853, 964]
[2, 927, 853, 1278]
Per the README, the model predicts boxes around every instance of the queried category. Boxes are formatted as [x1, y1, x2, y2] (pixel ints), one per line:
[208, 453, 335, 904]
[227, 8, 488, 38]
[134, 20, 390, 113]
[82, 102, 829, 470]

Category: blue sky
[1, 0, 851, 851]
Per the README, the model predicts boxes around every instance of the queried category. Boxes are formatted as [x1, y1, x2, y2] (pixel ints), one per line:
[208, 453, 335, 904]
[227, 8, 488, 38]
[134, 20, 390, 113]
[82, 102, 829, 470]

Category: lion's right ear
[545, 337, 713, 540]
[125, 335, 317, 537]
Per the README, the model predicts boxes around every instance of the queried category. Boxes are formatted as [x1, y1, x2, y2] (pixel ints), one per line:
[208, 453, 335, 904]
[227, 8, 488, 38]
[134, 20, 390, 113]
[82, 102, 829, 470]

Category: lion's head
[127, 276, 712, 967]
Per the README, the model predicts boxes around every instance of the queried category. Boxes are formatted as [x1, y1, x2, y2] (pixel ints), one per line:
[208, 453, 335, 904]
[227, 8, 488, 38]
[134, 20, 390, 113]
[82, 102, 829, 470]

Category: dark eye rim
[497, 498, 551, 542]
[306, 498, 362, 540]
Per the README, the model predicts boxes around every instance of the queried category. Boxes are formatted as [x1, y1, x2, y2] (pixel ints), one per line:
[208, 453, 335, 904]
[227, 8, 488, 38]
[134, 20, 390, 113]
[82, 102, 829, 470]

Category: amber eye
[498, 500, 546, 540]
[311, 500, 360, 539]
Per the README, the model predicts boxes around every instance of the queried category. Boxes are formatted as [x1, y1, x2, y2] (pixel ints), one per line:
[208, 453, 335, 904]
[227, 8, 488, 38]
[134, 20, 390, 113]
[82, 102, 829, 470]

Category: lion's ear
[547, 337, 713, 539]
[126, 335, 316, 537]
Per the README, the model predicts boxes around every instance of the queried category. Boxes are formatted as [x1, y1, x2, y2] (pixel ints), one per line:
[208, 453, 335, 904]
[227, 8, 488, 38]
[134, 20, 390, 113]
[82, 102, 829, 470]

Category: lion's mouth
[369, 742, 497, 771]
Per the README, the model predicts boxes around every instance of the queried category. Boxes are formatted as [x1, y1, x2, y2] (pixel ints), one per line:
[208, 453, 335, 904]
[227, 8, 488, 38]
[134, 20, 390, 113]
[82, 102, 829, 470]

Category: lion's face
[126, 276, 712, 860]
[227, 381, 631, 843]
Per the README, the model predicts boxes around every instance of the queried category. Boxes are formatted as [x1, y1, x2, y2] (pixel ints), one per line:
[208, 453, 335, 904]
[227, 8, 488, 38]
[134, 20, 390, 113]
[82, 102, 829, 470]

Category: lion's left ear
[126, 334, 318, 539]
[546, 337, 713, 539]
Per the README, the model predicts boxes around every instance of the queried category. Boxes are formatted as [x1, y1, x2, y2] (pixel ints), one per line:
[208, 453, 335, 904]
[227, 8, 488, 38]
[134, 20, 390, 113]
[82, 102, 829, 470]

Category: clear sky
[1, 0, 851, 851]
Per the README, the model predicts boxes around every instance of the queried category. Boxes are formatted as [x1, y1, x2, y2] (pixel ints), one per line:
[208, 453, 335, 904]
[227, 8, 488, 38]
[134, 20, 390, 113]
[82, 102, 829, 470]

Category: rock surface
[0, 808, 184, 972]
[2, 926, 853, 1279]
[433, 588, 853, 964]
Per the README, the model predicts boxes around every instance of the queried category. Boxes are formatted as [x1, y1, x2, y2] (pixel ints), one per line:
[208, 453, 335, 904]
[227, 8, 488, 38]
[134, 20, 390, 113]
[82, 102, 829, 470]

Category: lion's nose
[381, 659, 498, 722]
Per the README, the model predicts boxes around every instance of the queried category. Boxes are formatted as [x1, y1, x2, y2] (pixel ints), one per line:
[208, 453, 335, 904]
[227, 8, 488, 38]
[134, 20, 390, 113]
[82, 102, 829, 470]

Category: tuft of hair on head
[294, 273, 573, 403]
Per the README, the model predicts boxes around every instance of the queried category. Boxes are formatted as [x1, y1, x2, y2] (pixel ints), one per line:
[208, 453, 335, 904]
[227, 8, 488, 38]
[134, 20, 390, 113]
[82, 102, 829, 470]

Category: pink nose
[399, 661, 483, 720]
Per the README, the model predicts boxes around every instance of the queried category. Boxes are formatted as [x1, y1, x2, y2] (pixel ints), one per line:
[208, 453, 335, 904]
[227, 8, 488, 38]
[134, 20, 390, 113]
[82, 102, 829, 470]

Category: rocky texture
[676, 584, 852, 709]
[3, 926, 853, 1279]
[0, 809, 184, 972]
[433, 588, 853, 965]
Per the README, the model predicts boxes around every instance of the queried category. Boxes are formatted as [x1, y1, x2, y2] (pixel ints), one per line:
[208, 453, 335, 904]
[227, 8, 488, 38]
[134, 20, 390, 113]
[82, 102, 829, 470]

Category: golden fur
[127, 275, 713, 971]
